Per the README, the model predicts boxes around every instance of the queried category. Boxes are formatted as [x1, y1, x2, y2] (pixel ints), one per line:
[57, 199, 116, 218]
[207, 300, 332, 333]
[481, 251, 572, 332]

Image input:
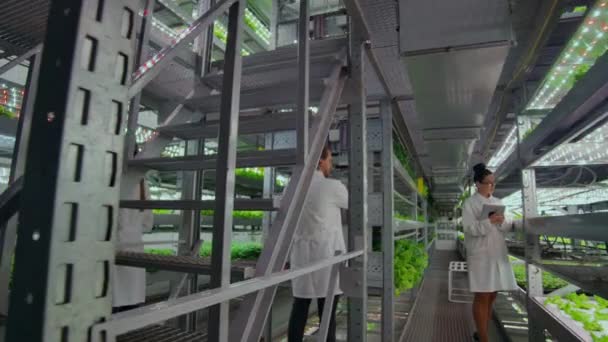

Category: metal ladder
[109, 1, 354, 342]
[4, 0, 368, 341]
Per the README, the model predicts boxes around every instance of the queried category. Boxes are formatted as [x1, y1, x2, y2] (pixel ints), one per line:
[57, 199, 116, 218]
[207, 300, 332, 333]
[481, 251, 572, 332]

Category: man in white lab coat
[287, 145, 348, 342]
[462, 163, 517, 342]
[112, 157, 153, 312]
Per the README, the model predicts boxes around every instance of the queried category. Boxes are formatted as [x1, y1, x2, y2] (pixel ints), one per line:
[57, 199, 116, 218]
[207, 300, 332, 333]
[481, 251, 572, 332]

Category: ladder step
[115, 252, 256, 279]
[210, 37, 345, 75]
[128, 149, 296, 171]
[157, 112, 295, 140]
[117, 324, 207, 342]
[120, 198, 279, 211]
[202, 53, 341, 91]
[184, 81, 326, 113]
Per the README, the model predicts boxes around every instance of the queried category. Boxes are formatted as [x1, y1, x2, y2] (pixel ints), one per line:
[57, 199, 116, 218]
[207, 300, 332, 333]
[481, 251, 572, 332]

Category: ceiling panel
[404, 45, 510, 129]
[399, 0, 512, 54]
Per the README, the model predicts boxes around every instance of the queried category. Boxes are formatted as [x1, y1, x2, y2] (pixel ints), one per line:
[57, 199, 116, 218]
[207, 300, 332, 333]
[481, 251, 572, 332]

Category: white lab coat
[112, 170, 154, 307]
[290, 171, 348, 298]
[462, 192, 517, 293]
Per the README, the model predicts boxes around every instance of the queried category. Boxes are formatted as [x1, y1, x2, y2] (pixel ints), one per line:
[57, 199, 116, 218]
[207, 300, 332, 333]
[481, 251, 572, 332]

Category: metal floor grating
[117, 325, 206, 342]
[400, 250, 475, 342]
[115, 251, 256, 279]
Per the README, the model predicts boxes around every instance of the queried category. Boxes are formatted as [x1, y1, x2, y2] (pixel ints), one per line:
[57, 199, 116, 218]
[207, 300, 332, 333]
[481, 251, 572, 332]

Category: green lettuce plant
[546, 293, 608, 336]
[146, 241, 262, 261]
[394, 240, 428, 295]
[512, 264, 568, 292]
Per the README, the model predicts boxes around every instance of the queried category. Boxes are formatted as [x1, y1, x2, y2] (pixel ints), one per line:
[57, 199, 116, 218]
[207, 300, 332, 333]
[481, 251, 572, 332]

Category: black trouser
[288, 296, 340, 342]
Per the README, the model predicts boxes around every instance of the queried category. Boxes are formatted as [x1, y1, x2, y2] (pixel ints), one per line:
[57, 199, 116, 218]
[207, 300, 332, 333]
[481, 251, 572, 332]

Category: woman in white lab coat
[462, 163, 517, 342]
[112, 167, 153, 312]
[288, 145, 348, 342]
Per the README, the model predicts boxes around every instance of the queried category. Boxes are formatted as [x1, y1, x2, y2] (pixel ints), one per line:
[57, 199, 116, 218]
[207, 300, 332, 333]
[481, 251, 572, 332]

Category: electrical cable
[537, 166, 574, 186]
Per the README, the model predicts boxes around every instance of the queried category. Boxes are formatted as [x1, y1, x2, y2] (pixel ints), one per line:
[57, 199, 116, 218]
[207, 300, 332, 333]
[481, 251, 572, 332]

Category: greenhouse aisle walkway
[400, 250, 506, 342]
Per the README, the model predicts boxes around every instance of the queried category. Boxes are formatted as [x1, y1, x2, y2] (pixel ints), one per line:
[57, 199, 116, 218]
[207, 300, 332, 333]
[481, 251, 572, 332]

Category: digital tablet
[480, 204, 505, 219]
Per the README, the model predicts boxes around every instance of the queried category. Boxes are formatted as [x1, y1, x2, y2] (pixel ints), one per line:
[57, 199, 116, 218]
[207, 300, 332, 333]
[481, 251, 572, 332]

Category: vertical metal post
[521, 169, 544, 341]
[348, 30, 368, 342]
[423, 200, 428, 247]
[208, 1, 244, 341]
[268, 0, 281, 50]
[175, 139, 204, 330]
[124, 0, 154, 164]
[296, 0, 310, 165]
[194, 0, 212, 77]
[269, 0, 278, 50]
[173, 0, 212, 330]
[262, 133, 274, 242]
[0, 50, 41, 315]
[411, 192, 417, 220]
[516, 105, 543, 341]
[380, 100, 394, 341]
[6, 1, 137, 340]
[262, 133, 274, 342]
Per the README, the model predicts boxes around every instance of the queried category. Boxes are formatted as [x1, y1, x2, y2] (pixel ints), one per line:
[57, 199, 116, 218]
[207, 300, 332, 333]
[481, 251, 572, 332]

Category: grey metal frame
[91, 250, 363, 340]
[0, 44, 42, 316]
[123, 0, 154, 165]
[208, 1, 245, 340]
[296, 0, 310, 165]
[128, 0, 238, 97]
[380, 100, 395, 341]
[229, 63, 347, 342]
[0, 44, 42, 76]
[347, 26, 368, 342]
[6, 1, 138, 340]
[0, 1, 409, 340]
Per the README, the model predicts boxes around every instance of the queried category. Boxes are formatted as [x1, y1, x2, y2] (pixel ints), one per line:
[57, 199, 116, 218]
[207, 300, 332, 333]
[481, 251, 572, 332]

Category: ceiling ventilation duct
[399, 0, 514, 208]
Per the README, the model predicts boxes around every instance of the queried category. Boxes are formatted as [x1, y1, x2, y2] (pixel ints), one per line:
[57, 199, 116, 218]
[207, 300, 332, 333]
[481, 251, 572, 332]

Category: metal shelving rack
[364, 110, 432, 341]
[0, 0, 426, 341]
[492, 42, 608, 342]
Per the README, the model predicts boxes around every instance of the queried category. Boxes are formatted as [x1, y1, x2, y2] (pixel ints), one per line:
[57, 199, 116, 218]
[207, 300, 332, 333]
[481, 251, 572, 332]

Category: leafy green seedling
[595, 296, 608, 309]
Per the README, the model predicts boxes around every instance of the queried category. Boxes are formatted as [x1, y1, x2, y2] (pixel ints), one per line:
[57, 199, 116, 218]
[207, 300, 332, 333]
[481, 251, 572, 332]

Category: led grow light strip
[487, 2, 608, 171]
[488, 125, 518, 169]
[527, 1, 608, 111]
[534, 119, 608, 166]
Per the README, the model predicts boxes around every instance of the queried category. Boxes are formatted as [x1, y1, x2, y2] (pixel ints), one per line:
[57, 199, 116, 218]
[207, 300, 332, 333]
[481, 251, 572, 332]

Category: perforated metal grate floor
[400, 250, 476, 342]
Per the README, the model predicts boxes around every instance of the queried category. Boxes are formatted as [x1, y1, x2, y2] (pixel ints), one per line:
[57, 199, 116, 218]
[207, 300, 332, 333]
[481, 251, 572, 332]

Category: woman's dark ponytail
[473, 163, 492, 183]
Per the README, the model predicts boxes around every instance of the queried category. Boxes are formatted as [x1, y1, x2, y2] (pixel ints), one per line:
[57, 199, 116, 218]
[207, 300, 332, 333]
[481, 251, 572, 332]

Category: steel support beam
[0, 49, 41, 315]
[342, 0, 371, 41]
[380, 100, 394, 341]
[6, 1, 137, 340]
[521, 169, 544, 341]
[317, 260, 340, 342]
[128, 0, 237, 97]
[0, 44, 42, 76]
[296, 0, 310, 165]
[124, 0, 154, 165]
[347, 29, 368, 342]
[208, 1, 245, 341]
[229, 64, 346, 342]
[261, 133, 275, 242]
[175, 141, 204, 331]
[173, 0, 212, 330]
